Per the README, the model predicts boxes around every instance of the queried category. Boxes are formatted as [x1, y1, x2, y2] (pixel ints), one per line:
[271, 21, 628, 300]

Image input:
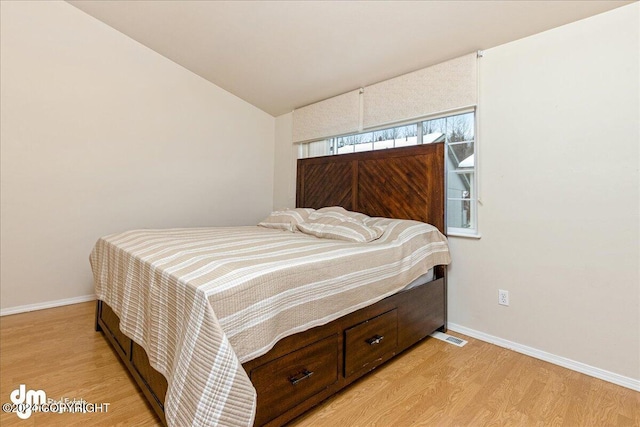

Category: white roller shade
[363, 53, 477, 129]
[292, 89, 361, 143]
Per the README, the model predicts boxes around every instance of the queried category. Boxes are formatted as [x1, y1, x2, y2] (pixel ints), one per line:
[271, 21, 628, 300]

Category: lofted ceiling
[67, 1, 633, 117]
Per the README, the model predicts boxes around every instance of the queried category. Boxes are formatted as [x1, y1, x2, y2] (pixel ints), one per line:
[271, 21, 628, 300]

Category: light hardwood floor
[0, 302, 638, 426]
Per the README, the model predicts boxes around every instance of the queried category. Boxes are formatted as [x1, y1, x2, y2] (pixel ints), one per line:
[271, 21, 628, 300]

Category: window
[298, 110, 478, 236]
[423, 112, 476, 235]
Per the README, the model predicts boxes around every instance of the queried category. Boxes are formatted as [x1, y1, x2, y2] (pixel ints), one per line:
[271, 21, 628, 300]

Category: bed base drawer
[251, 334, 339, 426]
[99, 302, 131, 356]
[96, 301, 167, 426]
[131, 342, 168, 405]
[344, 309, 398, 377]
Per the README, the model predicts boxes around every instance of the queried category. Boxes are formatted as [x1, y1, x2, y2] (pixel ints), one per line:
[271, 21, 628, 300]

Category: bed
[93, 143, 448, 426]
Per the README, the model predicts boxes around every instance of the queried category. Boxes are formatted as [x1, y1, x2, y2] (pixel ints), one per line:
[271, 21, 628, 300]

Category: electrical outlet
[498, 289, 509, 306]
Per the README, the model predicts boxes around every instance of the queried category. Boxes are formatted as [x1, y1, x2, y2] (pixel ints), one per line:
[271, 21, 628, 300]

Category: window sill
[447, 230, 482, 239]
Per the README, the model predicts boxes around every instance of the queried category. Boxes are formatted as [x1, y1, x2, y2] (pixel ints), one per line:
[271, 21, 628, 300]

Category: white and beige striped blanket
[90, 218, 450, 426]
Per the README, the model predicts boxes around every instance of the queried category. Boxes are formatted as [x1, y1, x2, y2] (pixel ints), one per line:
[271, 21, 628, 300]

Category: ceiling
[67, 1, 632, 117]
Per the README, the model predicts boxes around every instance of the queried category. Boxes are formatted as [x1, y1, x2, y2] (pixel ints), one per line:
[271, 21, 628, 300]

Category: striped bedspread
[90, 218, 450, 426]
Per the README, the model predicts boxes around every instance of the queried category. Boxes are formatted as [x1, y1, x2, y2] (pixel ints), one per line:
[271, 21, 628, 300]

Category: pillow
[258, 208, 315, 232]
[313, 206, 370, 223]
[297, 208, 384, 243]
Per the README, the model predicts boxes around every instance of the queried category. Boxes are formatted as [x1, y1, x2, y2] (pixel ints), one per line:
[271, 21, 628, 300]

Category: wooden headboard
[296, 143, 446, 234]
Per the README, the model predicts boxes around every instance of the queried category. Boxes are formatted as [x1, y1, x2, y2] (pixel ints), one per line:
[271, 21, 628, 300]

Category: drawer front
[344, 309, 398, 377]
[131, 342, 168, 405]
[100, 303, 131, 356]
[251, 334, 338, 425]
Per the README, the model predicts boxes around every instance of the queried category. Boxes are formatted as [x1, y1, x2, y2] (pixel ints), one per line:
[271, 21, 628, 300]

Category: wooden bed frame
[95, 143, 447, 426]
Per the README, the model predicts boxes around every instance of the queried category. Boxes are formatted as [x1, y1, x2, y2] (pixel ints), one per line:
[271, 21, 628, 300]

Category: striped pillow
[258, 208, 315, 232]
[298, 208, 384, 243]
[314, 206, 370, 223]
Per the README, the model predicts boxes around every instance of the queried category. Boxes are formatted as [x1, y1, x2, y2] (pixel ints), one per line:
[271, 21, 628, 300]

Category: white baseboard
[0, 294, 96, 317]
[447, 322, 640, 392]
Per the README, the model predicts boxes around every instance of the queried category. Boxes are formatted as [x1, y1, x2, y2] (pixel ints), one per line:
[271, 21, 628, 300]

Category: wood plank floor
[1, 302, 638, 426]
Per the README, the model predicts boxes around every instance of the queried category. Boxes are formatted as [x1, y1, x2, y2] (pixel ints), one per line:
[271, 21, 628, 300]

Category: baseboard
[0, 294, 96, 317]
[448, 322, 640, 392]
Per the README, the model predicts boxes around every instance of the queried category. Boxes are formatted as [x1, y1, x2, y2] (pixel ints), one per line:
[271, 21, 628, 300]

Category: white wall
[0, 1, 275, 311]
[273, 113, 297, 209]
[450, 3, 639, 381]
[273, 3, 639, 383]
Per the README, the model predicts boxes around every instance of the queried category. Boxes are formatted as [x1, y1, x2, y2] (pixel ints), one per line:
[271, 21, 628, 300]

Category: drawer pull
[289, 369, 314, 385]
[366, 335, 384, 346]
